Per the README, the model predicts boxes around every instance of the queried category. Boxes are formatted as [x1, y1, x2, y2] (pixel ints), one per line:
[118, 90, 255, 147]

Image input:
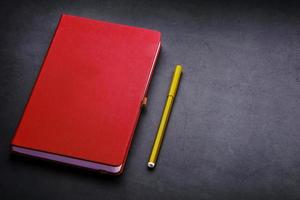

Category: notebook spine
[11, 15, 65, 147]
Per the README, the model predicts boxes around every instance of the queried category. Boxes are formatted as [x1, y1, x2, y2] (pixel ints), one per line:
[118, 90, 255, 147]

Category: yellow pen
[148, 65, 183, 168]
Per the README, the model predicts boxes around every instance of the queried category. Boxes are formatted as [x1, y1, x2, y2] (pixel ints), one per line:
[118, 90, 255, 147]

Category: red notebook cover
[11, 14, 161, 174]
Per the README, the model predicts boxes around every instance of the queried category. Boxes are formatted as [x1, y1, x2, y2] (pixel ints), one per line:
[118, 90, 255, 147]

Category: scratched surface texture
[1, 0, 300, 199]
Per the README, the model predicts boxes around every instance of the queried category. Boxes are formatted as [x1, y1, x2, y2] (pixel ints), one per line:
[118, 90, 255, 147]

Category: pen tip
[147, 162, 155, 168]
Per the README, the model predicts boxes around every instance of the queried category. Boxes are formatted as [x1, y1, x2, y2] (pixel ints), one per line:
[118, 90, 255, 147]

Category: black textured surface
[1, 0, 300, 199]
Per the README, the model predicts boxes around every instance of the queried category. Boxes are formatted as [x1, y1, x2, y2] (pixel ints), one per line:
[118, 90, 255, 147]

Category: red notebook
[11, 14, 161, 174]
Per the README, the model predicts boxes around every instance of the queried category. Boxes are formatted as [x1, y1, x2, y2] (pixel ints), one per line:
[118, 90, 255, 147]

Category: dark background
[1, 0, 300, 199]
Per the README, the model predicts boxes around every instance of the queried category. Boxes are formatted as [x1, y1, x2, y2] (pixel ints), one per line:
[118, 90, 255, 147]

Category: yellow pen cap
[168, 65, 183, 97]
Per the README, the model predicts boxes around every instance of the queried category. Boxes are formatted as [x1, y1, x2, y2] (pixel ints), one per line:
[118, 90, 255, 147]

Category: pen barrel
[148, 65, 183, 167]
[149, 96, 174, 164]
